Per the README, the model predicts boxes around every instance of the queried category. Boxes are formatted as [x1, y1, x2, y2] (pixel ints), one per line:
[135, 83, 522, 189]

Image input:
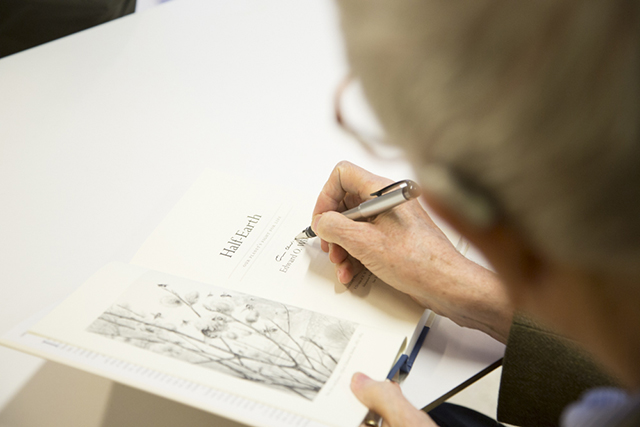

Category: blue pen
[363, 311, 436, 426]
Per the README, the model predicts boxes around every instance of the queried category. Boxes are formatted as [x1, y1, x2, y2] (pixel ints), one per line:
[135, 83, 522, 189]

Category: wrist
[420, 250, 514, 344]
[457, 260, 514, 343]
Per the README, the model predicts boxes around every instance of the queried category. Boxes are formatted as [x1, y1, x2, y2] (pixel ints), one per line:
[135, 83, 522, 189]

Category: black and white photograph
[87, 278, 357, 400]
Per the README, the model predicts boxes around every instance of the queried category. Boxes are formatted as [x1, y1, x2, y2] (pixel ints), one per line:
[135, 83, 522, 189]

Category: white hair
[337, 0, 640, 276]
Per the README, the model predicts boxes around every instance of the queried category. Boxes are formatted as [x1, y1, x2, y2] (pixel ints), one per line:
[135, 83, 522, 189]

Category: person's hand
[311, 161, 513, 343]
[351, 373, 438, 427]
[311, 161, 460, 302]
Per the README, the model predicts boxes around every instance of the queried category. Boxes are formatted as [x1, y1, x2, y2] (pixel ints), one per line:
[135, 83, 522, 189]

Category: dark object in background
[0, 0, 136, 58]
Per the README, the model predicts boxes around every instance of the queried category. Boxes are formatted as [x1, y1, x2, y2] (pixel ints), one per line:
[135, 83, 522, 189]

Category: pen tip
[294, 227, 316, 241]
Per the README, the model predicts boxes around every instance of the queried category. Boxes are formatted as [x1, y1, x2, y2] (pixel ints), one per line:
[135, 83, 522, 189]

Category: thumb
[312, 211, 371, 253]
[351, 373, 435, 427]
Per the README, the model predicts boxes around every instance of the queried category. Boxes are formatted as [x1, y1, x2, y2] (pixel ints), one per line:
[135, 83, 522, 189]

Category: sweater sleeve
[497, 313, 618, 427]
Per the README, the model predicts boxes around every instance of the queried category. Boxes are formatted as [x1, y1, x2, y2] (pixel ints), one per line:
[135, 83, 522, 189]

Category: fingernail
[339, 267, 351, 285]
[351, 372, 372, 388]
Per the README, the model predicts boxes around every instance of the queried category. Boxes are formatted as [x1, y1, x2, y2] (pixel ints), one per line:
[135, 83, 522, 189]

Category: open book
[22, 169, 426, 427]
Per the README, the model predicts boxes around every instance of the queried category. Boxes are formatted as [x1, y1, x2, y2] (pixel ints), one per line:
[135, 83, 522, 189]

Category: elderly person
[310, 1, 639, 426]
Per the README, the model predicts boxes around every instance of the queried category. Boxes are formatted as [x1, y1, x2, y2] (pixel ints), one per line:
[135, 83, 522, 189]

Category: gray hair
[337, 0, 640, 276]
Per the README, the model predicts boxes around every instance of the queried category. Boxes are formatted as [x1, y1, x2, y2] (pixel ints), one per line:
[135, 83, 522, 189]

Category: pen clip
[370, 180, 411, 197]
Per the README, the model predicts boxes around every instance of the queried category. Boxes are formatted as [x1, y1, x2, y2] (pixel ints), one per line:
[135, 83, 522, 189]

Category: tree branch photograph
[87, 279, 356, 401]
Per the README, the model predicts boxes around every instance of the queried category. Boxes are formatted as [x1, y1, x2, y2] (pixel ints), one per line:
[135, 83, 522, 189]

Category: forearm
[412, 250, 514, 344]
[454, 259, 514, 343]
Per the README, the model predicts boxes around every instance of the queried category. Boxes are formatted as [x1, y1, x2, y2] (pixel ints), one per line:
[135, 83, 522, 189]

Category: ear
[422, 190, 547, 307]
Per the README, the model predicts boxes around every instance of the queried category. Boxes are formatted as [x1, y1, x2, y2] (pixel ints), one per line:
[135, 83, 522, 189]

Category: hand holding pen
[305, 164, 509, 425]
[298, 161, 458, 288]
[295, 178, 421, 240]
[351, 373, 438, 427]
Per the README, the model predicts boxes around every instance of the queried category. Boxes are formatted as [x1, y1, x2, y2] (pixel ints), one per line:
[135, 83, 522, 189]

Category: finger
[312, 161, 393, 217]
[312, 211, 374, 255]
[321, 239, 330, 253]
[328, 242, 364, 284]
[335, 256, 364, 284]
[351, 373, 436, 427]
[329, 243, 349, 265]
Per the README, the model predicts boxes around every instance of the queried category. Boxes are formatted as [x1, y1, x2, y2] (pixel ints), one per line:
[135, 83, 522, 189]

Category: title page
[130, 169, 424, 338]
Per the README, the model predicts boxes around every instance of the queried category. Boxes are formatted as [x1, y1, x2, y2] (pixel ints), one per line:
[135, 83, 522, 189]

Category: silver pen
[294, 180, 421, 240]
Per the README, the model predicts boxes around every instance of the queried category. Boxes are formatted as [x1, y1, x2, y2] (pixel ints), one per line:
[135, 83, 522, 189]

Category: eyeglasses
[334, 75, 493, 250]
[333, 74, 404, 160]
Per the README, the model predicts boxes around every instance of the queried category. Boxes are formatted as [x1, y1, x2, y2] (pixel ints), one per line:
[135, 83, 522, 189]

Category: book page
[130, 169, 424, 339]
[31, 262, 405, 427]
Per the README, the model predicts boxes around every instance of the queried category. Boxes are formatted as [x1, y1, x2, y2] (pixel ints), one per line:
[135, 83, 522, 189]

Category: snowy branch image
[87, 281, 356, 400]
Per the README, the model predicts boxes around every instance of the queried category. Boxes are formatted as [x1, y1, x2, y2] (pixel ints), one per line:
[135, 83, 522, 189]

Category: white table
[0, 1, 504, 425]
